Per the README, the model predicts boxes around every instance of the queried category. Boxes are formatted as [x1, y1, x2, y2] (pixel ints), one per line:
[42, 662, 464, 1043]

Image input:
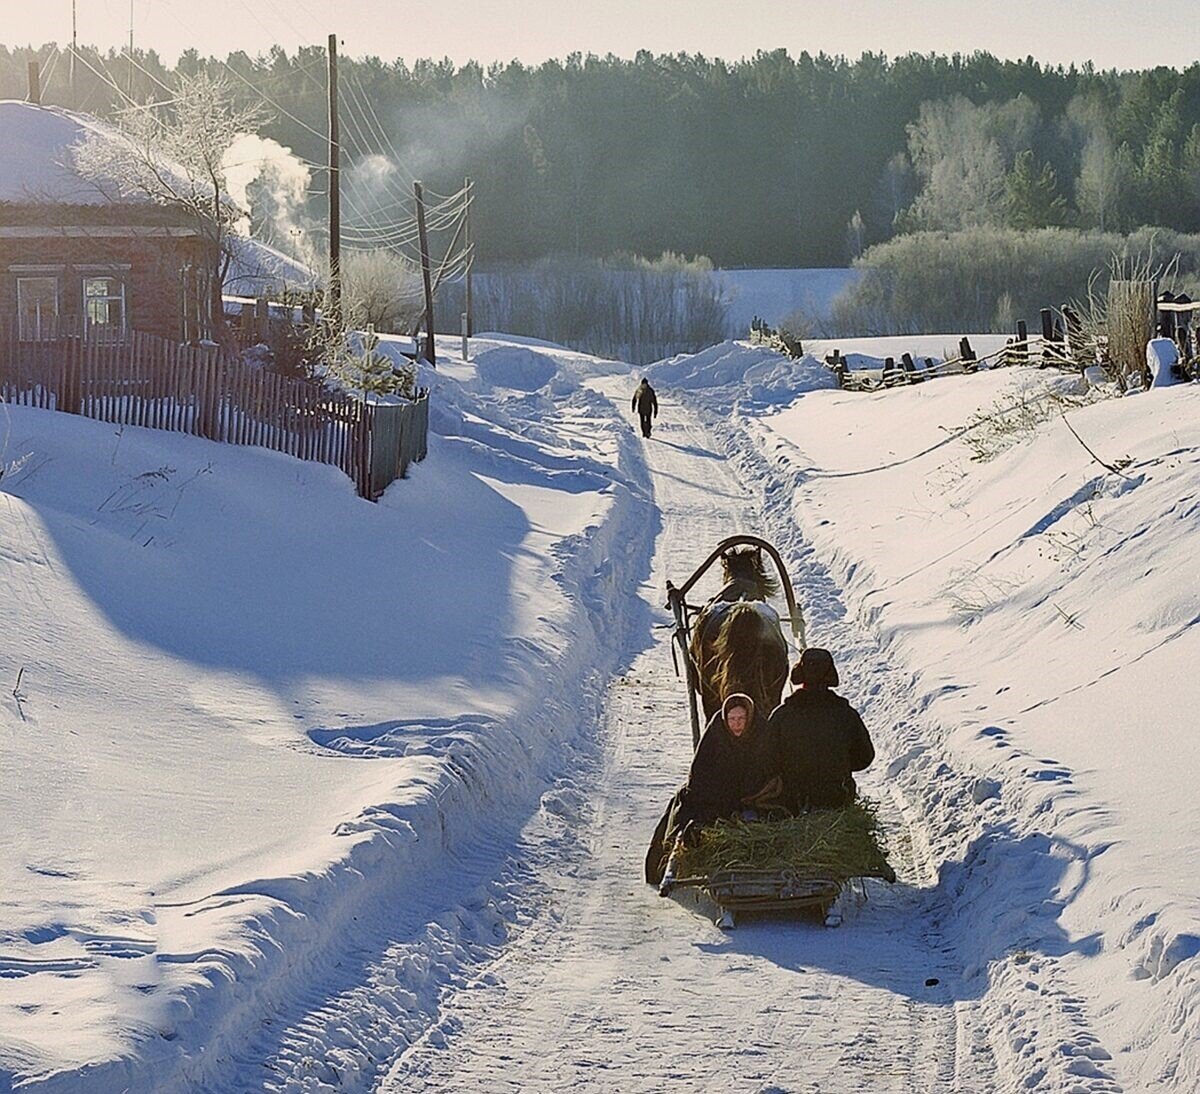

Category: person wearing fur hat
[644, 693, 780, 886]
[767, 648, 875, 811]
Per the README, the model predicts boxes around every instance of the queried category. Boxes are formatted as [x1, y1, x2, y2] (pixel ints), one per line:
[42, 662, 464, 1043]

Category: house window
[83, 276, 126, 331]
[16, 276, 59, 339]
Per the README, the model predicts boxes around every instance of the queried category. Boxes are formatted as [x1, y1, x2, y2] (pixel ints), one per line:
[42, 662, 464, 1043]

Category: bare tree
[72, 72, 265, 337]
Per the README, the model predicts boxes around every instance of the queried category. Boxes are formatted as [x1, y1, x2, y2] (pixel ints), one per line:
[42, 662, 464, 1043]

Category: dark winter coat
[767, 687, 875, 811]
[645, 694, 776, 883]
[632, 381, 658, 417]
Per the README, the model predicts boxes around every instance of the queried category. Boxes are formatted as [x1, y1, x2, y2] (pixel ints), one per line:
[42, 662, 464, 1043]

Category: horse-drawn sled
[649, 535, 894, 929]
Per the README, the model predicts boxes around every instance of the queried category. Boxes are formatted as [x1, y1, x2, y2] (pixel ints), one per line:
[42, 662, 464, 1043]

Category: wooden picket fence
[0, 320, 427, 500]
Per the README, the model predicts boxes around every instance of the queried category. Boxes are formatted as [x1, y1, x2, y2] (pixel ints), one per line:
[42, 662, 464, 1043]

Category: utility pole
[71, 0, 78, 109]
[464, 176, 474, 338]
[128, 0, 134, 97]
[414, 180, 436, 367]
[326, 33, 341, 326]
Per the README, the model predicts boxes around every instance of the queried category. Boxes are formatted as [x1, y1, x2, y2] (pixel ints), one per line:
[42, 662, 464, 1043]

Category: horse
[688, 546, 791, 724]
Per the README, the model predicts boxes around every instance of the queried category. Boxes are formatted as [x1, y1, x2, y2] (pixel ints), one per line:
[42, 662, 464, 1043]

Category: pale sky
[6, 0, 1195, 71]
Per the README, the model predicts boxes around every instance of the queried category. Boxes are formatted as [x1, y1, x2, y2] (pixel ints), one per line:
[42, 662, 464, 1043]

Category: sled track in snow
[222, 382, 1123, 1092]
[373, 387, 998, 1092]
[720, 398, 1125, 1094]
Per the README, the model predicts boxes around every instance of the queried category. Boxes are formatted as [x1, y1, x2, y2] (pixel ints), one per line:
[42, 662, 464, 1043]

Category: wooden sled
[665, 864, 893, 929]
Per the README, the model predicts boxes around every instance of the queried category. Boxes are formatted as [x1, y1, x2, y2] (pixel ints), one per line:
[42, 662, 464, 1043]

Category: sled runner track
[380, 384, 991, 1093]
[717, 402, 1126, 1094]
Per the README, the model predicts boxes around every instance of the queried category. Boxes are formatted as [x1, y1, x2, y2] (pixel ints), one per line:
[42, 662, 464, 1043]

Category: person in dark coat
[631, 377, 659, 438]
[767, 648, 874, 811]
[645, 693, 780, 885]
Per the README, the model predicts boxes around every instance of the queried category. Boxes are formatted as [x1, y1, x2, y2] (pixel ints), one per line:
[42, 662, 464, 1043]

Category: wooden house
[0, 98, 218, 342]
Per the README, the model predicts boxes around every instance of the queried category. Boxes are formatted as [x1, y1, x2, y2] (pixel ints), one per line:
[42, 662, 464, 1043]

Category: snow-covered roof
[0, 99, 147, 205]
[225, 234, 319, 295]
[0, 101, 318, 291]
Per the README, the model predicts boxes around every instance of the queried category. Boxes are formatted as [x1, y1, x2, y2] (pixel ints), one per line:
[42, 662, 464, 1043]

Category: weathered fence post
[1173, 293, 1193, 374]
[825, 348, 846, 388]
[1015, 320, 1028, 366]
[959, 337, 976, 372]
[1062, 303, 1087, 368]
[1039, 308, 1058, 367]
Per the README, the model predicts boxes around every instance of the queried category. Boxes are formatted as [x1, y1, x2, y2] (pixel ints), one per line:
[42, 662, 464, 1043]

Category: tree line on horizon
[4, 44, 1200, 269]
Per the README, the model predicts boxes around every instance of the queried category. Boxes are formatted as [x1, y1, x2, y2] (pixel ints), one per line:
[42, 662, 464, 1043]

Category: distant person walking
[632, 377, 658, 438]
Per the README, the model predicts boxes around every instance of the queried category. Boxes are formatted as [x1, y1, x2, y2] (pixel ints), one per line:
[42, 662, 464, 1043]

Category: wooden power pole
[414, 180, 436, 366]
[464, 176, 474, 338]
[327, 33, 341, 326]
[71, 0, 78, 109]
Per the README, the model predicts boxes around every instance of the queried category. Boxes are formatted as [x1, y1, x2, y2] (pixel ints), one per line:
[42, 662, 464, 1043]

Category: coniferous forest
[6, 45, 1200, 269]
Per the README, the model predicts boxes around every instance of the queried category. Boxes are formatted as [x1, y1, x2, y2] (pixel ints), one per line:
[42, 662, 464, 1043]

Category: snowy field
[1, 330, 1198, 1091]
[716, 267, 863, 334]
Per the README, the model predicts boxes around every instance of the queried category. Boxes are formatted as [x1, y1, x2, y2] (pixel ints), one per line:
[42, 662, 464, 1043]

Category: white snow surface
[1147, 336, 1181, 387]
[473, 345, 559, 392]
[647, 339, 836, 406]
[647, 335, 1014, 409]
[736, 348, 1200, 1091]
[3, 328, 1199, 1092]
[717, 267, 863, 333]
[0, 335, 648, 1090]
[0, 100, 132, 205]
[223, 235, 318, 296]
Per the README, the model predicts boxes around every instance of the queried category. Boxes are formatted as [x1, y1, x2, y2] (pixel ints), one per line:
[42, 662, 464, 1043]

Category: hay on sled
[674, 800, 892, 883]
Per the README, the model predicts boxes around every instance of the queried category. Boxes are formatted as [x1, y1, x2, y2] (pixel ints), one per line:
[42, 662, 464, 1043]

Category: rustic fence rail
[0, 321, 427, 500]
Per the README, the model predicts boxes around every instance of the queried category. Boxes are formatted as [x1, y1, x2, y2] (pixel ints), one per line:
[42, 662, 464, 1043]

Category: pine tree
[1005, 150, 1069, 229]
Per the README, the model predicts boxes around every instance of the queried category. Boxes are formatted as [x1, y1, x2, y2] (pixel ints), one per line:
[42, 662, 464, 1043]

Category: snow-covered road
[372, 384, 1003, 1092]
[6, 336, 1192, 1090]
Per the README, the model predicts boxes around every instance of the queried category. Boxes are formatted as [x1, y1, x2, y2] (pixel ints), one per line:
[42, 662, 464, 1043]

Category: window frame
[15, 274, 60, 340]
[81, 274, 127, 335]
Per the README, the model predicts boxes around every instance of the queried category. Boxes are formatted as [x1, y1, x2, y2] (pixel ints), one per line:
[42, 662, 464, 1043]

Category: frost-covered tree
[342, 250, 425, 333]
[845, 209, 865, 260]
[72, 72, 265, 334]
[872, 152, 918, 237]
[902, 96, 1042, 230]
[1076, 130, 1133, 231]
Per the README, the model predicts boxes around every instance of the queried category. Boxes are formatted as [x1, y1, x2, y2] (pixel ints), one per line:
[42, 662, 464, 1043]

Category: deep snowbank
[727, 357, 1200, 1090]
[0, 338, 650, 1090]
[646, 340, 836, 407]
[646, 336, 1015, 410]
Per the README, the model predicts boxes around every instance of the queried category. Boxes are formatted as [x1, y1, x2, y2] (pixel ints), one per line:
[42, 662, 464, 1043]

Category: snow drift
[0, 336, 650, 1091]
[473, 345, 559, 392]
[722, 352, 1200, 1091]
[647, 340, 836, 406]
